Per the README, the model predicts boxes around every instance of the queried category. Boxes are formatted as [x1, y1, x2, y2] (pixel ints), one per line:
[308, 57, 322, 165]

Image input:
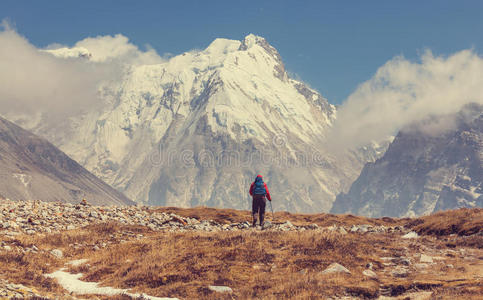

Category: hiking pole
[269, 200, 274, 221]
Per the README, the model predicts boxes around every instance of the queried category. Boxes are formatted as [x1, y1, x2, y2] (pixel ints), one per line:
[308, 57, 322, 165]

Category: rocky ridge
[0, 200, 408, 236]
[0, 115, 133, 206]
[332, 104, 483, 217]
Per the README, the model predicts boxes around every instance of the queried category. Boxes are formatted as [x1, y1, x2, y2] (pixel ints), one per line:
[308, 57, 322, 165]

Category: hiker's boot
[252, 214, 257, 227]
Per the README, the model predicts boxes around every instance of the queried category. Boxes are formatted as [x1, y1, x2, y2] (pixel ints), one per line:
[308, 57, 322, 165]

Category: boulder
[321, 263, 351, 275]
[420, 254, 433, 263]
[208, 285, 233, 293]
[363, 269, 377, 278]
[402, 231, 419, 239]
[391, 266, 409, 278]
[50, 249, 63, 258]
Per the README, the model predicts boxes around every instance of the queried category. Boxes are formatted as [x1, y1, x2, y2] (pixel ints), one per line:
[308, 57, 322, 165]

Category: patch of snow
[208, 285, 233, 293]
[67, 259, 88, 267]
[45, 269, 177, 299]
[13, 173, 30, 188]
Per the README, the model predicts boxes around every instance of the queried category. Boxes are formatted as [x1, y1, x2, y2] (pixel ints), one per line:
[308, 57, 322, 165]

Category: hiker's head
[255, 174, 263, 182]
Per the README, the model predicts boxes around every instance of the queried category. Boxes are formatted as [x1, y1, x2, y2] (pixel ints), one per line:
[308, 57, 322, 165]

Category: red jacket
[249, 175, 271, 201]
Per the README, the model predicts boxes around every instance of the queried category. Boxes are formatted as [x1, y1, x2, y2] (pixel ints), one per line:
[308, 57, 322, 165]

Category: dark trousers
[252, 194, 266, 226]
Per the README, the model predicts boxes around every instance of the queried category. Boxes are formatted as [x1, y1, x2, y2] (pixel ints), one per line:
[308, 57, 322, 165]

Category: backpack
[253, 177, 266, 195]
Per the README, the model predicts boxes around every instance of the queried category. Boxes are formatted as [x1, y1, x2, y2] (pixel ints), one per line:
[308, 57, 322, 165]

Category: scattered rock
[420, 254, 433, 263]
[402, 231, 419, 239]
[363, 269, 377, 278]
[0, 279, 46, 299]
[208, 285, 233, 293]
[51, 249, 63, 259]
[321, 263, 351, 275]
[391, 266, 409, 278]
[0, 199, 434, 235]
[414, 263, 429, 269]
[262, 221, 272, 229]
[394, 257, 411, 266]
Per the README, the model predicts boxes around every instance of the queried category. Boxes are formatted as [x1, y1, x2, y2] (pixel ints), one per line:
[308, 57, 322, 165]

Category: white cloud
[0, 21, 164, 124]
[72, 34, 164, 64]
[327, 49, 483, 150]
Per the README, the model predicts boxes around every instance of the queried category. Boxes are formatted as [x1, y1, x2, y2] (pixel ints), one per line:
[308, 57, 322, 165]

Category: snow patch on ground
[46, 268, 177, 300]
[67, 259, 88, 267]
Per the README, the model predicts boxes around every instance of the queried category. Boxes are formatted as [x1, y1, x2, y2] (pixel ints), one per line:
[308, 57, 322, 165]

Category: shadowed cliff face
[0, 115, 134, 205]
[332, 104, 483, 217]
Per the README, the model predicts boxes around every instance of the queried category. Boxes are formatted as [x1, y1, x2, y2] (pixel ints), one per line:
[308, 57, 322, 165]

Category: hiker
[249, 174, 271, 227]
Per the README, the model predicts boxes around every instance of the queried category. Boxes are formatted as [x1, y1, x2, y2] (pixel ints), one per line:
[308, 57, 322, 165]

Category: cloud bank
[0, 21, 163, 123]
[328, 49, 483, 150]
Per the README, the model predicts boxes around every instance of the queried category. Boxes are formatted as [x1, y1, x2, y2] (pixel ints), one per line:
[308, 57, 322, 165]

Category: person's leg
[252, 196, 258, 227]
[259, 197, 266, 226]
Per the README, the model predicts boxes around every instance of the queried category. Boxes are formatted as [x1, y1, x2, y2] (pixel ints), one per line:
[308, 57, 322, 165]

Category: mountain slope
[331, 104, 483, 217]
[0, 115, 134, 205]
[15, 34, 386, 212]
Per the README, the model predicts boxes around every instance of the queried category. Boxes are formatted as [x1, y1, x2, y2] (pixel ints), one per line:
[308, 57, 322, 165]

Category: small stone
[394, 257, 411, 266]
[93, 245, 100, 251]
[262, 221, 272, 229]
[420, 254, 433, 263]
[50, 249, 63, 258]
[414, 263, 429, 269]
[321, 263, 351, 275]
[66, 225, 75, 230]
[208, 285, 233, 293]
[391, 266, 409, 278]
[298, 269, 308, 275]
[283, 220, 294, 228]
[363, 269, 377, 278]
[3, 245, 12, 251]
[402, 231, 419, 239]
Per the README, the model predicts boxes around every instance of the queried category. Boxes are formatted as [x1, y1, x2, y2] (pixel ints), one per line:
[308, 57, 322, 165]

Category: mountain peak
[239, 34, 266, 49]
[204, 38, 241, 56]
[42, 47, 92, 60]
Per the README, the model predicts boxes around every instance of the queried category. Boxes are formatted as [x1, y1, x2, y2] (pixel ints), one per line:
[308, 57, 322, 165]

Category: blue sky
[1, 0, 482, 104]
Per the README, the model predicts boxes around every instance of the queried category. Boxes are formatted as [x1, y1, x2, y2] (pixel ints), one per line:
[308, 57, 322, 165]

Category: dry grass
[0, 208, 481, 299]
[74, 230, 383, 299]
[406, 208, 483, 236]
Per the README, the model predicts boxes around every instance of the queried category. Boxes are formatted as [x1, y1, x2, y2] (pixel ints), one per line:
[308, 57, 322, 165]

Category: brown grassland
[0, 207, 481, 299]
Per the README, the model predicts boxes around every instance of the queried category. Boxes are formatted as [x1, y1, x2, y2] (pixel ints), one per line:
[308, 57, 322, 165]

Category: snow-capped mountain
[20, 34, 383, 212]
[0, 115, 133, 205]
[331, 104, 483, 217]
